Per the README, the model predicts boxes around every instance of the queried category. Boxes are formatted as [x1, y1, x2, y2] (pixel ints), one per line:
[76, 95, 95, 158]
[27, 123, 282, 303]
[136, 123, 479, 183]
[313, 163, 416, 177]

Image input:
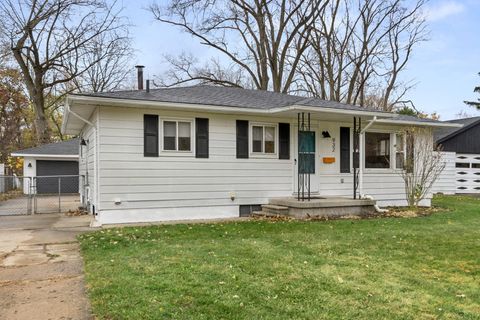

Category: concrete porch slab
[264, 197, 377, 219]
[269, 197, 376, 208]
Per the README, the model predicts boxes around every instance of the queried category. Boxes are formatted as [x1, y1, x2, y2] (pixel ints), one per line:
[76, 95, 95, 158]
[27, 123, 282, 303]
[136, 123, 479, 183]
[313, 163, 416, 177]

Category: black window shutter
[195, 118, 209, 158]
[236, 120, 249, 159]
[144, 114, 158, 157]
[279, 123, 290, 159]
[340, 127, 350, 173]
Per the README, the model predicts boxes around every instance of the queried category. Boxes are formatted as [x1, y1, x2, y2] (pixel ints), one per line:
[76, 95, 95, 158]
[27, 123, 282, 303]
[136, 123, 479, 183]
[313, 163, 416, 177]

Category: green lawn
[79, 195, 480, 319]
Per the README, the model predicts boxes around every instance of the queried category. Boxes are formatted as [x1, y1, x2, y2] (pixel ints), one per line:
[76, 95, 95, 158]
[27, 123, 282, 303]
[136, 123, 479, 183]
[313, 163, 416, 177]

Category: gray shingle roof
[393, 114, 441, 123]
[12, 138, 79, 156]
[434, 117, 480, 142]
[73, 85, 391, 114]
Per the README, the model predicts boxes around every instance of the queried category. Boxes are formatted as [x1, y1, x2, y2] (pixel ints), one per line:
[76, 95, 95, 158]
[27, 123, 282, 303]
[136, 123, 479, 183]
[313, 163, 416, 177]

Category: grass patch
[80, 195, 480, 319]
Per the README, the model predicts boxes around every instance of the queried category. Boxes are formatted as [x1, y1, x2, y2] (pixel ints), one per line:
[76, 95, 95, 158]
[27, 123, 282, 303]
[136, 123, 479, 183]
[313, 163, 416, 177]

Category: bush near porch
[79, 195, 480, 320]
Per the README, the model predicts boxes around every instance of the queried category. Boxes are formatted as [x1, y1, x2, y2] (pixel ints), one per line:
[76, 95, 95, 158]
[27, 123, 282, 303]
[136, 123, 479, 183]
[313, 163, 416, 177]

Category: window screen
[144, 115, 158, 157]
[395, 133, 405, 169]
[178, 122, 191, 151]
[163, 121, 176, 151]
[252, 126, 263, 153]
[365, 132, 391, 169]
[265, 127, 275, 154]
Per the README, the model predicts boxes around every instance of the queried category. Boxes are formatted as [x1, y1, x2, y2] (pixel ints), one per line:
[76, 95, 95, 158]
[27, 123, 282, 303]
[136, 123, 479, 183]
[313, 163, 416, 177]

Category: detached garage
[11, 139, 80, 194]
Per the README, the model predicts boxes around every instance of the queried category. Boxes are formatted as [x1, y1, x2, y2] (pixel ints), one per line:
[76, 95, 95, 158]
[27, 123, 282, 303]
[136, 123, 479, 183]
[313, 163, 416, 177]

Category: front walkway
[0, 213, 96, 319]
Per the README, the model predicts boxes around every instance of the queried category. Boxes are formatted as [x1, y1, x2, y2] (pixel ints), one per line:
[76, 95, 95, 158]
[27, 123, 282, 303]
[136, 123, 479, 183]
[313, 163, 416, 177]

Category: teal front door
[293, 125, 319, 194]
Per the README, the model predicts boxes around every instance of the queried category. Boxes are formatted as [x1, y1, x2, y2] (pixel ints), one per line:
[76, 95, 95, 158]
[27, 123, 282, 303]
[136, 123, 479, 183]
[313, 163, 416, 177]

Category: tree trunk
[32, 92, 51, 144]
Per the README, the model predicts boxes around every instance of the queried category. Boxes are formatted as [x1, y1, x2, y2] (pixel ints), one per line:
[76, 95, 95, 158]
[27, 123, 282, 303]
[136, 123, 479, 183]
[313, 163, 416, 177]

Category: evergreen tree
[465, 72, 480, 109]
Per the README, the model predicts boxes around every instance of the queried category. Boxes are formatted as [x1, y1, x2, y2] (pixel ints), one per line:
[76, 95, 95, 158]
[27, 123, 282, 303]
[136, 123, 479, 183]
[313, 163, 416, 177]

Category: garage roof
[11, 138, 79, 158]
[434, 117, 480, 143]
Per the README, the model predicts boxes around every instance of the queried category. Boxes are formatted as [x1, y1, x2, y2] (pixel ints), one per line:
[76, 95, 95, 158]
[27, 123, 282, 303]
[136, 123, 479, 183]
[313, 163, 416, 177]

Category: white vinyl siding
[316, 173, 430, 207]
[96, 107, 292, 222]
[91, 106, 435, 223]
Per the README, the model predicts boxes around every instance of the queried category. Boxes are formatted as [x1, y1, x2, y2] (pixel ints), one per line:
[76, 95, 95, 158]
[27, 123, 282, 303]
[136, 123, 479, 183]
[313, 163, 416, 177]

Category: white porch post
[359, 132, 364, 197]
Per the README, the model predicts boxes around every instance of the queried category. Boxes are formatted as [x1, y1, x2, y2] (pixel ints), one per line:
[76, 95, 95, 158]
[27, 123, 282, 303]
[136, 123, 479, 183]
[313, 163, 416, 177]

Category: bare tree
[297, 0, 427, 110]
[397, 127, 445, 208]
[0, 0, 129, 143]
[71, 31, 133, 93]
[455, 110, 474, 119]
[157, 52, 245, 88]
[150, 0, 328, 93]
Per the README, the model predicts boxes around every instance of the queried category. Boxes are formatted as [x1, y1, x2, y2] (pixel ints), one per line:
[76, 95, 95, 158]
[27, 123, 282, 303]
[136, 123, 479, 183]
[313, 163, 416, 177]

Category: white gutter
[359, 116, 378, 198]
[10, 154, 78, 159]
[374, 118, 463, 128]
[283, 105, 396, 118]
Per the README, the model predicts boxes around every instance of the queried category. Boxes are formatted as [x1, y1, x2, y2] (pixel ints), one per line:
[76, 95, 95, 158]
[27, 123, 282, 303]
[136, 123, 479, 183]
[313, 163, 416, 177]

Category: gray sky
[124, 0, 480, 120]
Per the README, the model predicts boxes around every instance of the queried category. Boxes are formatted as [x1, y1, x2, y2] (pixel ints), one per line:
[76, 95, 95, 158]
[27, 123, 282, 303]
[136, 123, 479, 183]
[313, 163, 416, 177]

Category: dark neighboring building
[435, 117, 480, 153]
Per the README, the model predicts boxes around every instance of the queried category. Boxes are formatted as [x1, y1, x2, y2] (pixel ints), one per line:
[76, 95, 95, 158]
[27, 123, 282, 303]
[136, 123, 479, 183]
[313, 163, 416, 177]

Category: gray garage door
[36, 160, 79, 194]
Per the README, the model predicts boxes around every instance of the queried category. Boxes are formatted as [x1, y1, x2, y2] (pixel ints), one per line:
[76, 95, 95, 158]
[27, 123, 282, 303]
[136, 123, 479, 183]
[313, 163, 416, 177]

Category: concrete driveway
[0, 213, 96, 320]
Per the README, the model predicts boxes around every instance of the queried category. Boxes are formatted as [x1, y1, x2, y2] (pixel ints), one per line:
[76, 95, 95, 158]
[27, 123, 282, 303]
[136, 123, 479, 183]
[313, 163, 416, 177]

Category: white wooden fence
[433, 152, 456, 195]
[433, 152, 480, 195]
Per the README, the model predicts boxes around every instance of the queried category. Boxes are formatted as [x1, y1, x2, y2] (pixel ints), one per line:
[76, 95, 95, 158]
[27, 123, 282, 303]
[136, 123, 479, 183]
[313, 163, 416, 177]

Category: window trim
[249, 122, 278, 158]
[394, 132, 406, 170]
[160, 118, 195, 156]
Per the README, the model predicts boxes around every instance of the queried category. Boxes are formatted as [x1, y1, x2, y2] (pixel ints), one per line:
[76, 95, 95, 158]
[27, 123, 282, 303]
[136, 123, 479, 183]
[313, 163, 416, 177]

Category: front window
[365, 132, 391, 169]
[251, 124, 276, 155]
[162, 120, 192, 152]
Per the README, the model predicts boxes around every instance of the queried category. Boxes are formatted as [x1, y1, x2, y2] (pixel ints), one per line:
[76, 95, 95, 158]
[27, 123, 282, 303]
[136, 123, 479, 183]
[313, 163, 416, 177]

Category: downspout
[65, 101, 99, 222]
[67, 104, 95, 127]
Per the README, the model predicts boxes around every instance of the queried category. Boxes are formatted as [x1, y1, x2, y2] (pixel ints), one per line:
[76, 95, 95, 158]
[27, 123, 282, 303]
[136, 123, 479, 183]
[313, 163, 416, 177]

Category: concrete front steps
[252, 197, 377, 219]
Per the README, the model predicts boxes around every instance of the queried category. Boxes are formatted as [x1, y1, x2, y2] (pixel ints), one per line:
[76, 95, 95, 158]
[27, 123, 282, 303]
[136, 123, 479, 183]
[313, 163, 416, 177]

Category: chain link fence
[0, 176, 33, 216]
[0, 175, 80, 216]
[33, 175, 80, 214]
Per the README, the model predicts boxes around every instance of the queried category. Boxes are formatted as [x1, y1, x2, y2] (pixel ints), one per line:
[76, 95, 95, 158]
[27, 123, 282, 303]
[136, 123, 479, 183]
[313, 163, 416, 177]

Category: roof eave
[374, 119, 463, 128]
[11, 153, 79, 158]
[284, 105, 397, 118]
